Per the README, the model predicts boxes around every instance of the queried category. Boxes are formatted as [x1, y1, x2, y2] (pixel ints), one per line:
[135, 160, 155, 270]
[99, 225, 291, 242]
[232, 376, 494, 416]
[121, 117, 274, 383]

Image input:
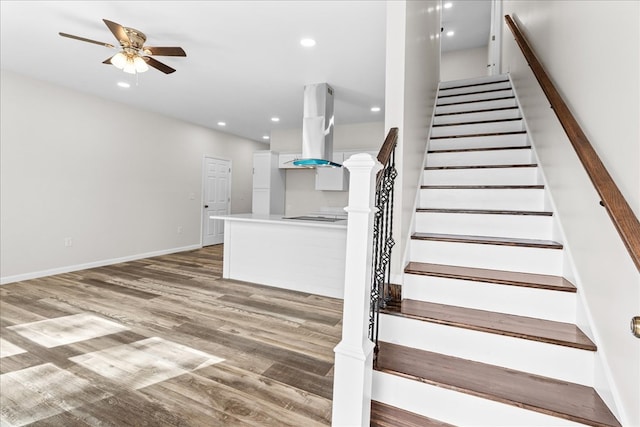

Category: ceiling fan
[59, 19, 186, 74]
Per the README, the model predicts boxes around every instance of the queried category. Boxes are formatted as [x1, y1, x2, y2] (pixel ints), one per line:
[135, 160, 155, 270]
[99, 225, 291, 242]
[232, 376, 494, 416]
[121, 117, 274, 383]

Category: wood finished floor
[0, 245, 343, 426]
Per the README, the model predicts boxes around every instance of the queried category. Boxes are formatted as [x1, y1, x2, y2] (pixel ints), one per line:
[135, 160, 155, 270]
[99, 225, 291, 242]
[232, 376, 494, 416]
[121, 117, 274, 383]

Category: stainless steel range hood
[293, 83, 340, 168]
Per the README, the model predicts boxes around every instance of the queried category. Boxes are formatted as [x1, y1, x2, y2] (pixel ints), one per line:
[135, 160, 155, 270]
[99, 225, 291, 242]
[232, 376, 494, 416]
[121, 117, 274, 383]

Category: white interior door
[202, 157, 231, 246]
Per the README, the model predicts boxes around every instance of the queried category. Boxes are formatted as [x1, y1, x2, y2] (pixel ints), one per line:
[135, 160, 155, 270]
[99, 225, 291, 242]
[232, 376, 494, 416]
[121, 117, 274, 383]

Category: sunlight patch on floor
[70, 337, 225, 390]
[7, 313, 129, 348]
[0, 363, 111, 426]
[0, 338, 26, 358]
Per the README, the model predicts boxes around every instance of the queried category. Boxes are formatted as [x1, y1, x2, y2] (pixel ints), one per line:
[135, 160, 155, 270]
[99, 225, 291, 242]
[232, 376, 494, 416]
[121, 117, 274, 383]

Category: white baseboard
[0, 244, 202, 285]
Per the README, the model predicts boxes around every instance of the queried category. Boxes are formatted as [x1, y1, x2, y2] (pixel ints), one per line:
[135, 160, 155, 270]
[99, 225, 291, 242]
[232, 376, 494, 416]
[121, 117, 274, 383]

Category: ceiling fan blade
[103, 19, 129, 45]
[59, 32, 115, 49]
[142, 46, 186, 57]
[144, 56, 176, 74]
[102, 56, 115, 64]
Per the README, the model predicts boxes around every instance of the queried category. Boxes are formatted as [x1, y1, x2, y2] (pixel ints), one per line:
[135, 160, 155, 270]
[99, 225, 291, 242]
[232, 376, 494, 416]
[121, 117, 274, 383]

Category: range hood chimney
[293, 83, 340, 168]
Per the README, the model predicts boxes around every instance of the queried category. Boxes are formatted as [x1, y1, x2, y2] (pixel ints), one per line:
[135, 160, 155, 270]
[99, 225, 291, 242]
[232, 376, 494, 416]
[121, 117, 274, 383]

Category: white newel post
[332, 153, 382, 427]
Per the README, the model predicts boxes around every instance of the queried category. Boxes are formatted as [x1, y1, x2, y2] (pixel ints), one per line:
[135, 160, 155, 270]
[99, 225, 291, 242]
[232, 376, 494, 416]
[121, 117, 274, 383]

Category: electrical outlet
[177, 226, 183, 234]
[64, 237, 73, 247]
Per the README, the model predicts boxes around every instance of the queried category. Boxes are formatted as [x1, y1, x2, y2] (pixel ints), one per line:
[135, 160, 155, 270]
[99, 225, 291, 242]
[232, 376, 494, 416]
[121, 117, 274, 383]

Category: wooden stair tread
[383, 300, 595, 350]
[439, 79, 510, 91]
[435, 106, 518, 117]
[404, 261, 576, 292]
[431, 130, 525, 140]
[425, 163, 537, 170]
[421, 184, 544, 189]
[370, 401, 454, 427]
[429, 145, 530, 154]
[411, 232, 562, 249]
[375, 342, 620, 427]
[438, 87, 513, 99]
[416, 208, 552, 216]
[436, 96, 515, 107]
[433, 117, 522, 127]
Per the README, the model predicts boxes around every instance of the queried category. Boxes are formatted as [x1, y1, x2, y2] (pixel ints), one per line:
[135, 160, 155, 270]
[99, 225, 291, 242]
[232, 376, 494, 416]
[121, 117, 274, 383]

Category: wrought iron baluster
[368, 130, 398, 362]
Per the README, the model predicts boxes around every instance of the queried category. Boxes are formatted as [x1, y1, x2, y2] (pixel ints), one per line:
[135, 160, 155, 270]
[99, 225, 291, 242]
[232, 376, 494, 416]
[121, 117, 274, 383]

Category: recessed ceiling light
[444, 2, 453, 9]
[447, 31, 455, 37]
[300, 38, 316, 47]
[370, 107, 381, 112]
[271, 117, 280, 122]
[217, 121, 226, 126]
[262, 135, 270, 140]
[117, 82, 130, 88]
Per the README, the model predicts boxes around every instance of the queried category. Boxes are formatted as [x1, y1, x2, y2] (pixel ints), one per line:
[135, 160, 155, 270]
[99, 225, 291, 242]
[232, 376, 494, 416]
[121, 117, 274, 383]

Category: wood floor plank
[0, 245, 340, 426]
[376, 342, 620, 427]
[370, 401, 454, 427]
[175, 322, 334, 376]
[197, 362, 333, 423]
[262, 362, 334, 400]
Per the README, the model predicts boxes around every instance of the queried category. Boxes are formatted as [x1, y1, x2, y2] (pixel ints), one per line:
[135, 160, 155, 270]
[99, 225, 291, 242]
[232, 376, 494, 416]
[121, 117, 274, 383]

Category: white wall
[502, 2, 640, 425]
[0, 70, 264, 283]
[385, 0, 441, 281]
[270, 122, 384, 216]
[441, 45, 489, 81]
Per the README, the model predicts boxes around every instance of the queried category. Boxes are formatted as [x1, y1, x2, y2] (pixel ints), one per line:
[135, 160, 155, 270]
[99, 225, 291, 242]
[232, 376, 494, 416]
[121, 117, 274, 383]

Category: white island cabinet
[212, 214, 347, 299]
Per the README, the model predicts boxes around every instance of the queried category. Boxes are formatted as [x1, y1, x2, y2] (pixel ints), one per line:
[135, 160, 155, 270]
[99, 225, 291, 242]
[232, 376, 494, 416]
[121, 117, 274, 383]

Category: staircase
[369, 75, 621, 427]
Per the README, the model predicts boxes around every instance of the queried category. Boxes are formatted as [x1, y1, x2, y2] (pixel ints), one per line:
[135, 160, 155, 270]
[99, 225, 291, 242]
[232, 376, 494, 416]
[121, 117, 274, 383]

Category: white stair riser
[419, 188, 546, 211]
[423, 167, 539, 186]
[438, 81, 512, 97]
[431, 120, 524, 137]
[429, 133, 527, 150]
[373, 372, 587, 426]
[415, 211, 553, 240]
[409, 239, 563, 275]
[438, 89, 513, 105]
[433, 108, 521, 125]
[378, 315, 593, 386]
[427, 148, 533, 167]
[435, 97, 517, 114]
[403, 274, 576, 323]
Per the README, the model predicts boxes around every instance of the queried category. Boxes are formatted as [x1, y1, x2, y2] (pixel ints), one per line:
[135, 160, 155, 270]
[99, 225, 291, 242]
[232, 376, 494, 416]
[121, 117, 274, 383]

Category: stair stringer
[394, 87, 441, 286]
[507, 73, 625, 425]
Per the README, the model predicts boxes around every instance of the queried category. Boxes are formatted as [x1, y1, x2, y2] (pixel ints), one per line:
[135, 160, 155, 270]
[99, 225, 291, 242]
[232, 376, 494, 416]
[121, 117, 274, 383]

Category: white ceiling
[0, 1, 490, 143]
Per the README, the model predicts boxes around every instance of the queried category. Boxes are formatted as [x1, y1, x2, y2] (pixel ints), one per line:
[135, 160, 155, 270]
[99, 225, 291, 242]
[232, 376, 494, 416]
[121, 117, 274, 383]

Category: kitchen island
[211, 214, 347, 299]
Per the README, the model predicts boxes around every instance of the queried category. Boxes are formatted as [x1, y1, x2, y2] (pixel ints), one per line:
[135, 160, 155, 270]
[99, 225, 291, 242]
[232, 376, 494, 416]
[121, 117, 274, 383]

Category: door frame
[201, 155, 232, 247]
[488, 0, 503, 76]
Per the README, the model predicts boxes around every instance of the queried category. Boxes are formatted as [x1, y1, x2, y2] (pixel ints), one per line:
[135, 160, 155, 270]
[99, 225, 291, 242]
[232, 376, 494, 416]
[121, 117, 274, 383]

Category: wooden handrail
[376, 127, 399, 185]
[505, 15, 640, 272]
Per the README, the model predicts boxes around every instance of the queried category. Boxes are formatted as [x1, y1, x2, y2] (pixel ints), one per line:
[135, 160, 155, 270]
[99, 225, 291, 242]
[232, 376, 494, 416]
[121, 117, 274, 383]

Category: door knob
[632, 316, 640, 338]
[204, 205, 209, 208]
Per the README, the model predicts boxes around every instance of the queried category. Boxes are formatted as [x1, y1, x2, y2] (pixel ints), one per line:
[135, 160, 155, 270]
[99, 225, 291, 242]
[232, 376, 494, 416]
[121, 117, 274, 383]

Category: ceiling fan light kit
[110, 51, 149, 74]
[59, 19, 186, 75]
